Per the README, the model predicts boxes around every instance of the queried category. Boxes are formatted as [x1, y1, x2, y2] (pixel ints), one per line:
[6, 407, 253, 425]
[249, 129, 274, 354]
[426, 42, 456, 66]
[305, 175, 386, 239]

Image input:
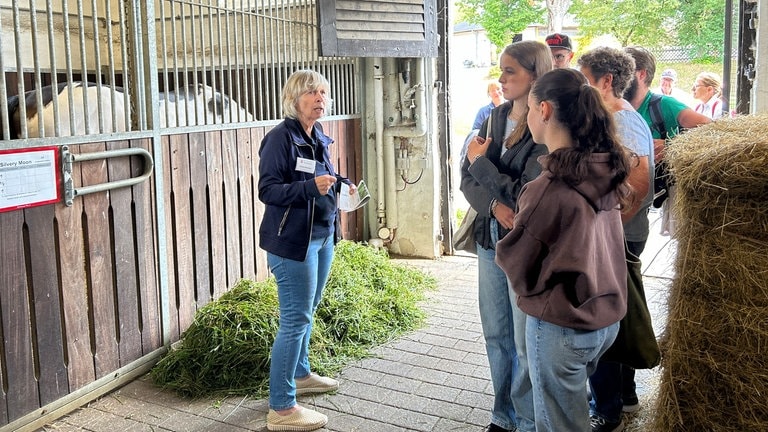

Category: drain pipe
[380, 57, 428, 240]
[372, 59, 388, 243]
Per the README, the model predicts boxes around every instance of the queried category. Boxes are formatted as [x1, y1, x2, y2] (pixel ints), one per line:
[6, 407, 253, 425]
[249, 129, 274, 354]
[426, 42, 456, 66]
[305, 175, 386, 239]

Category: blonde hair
[696, 72, 723, 97]
[281, 69, 330, 119]
[500, 40, 553, 148]
[486, 80, 501, 96]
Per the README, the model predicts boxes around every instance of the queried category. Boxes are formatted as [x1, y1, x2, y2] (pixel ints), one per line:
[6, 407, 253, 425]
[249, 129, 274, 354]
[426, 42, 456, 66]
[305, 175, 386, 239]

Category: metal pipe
[372, 58, 387, 239]
[381, 57, 427, 236]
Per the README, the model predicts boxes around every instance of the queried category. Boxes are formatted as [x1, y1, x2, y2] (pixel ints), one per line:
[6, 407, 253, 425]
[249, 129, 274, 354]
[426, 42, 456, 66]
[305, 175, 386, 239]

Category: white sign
[0, 146, 60, 212]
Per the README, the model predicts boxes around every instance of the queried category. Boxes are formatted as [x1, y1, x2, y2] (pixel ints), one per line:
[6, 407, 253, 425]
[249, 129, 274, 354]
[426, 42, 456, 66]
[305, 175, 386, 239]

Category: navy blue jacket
[258, 117, 350, 261]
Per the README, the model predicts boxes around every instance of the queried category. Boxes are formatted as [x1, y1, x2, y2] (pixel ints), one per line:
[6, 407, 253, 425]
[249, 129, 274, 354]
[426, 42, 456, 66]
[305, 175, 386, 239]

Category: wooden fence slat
[161, 136, 180, 341]
[24, 205, 69, 404]
[169, 134, 196, 331]
[206, 131, 227, 298]
[131, 138, 161, 352]
[79, 142, 120, 377]
[54, 172, 95, 390]
[329, 122, 351, 238]
[221, 130, 242, 289]
[237, 128, 256, 280]
[107, 140, 143, 364]
[251, 127, 269, 281]
[0, 118, 358, 428]
[0, 211, 37, 423]
[325, 119, 362, 240]
[188, 133, 211, 306]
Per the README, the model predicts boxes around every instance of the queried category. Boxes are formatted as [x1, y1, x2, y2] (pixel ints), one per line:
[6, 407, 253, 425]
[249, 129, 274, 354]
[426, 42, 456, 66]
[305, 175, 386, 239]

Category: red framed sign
[0, 146, 61, 212]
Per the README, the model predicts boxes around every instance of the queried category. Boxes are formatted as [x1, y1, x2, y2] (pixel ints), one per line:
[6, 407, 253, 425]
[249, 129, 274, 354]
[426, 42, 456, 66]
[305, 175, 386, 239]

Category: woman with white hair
[258, 69, 355, 431]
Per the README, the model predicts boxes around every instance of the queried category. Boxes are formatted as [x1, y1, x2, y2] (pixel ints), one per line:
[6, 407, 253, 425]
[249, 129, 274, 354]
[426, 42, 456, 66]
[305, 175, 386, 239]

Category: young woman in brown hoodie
[495, 68, 632, 432]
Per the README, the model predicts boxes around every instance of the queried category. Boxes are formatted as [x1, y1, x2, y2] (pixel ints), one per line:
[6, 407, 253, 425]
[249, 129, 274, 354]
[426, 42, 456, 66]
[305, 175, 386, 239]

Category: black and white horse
[5, 82, 126, 139]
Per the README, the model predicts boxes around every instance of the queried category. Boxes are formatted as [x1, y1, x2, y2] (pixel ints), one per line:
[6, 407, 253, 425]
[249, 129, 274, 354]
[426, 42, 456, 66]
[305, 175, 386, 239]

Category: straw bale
[651, 114, 768, 431]
[666, 114, 768, 240]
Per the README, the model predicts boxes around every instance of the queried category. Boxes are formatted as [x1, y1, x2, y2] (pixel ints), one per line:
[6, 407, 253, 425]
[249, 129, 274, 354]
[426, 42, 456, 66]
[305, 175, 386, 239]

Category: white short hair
[282, 70, 330, 119]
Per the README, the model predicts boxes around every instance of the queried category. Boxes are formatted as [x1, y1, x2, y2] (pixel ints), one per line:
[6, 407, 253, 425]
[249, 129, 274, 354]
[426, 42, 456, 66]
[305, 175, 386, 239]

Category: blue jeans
[588, 361, 628, 422]
[588, 239, 646, 421]
[512, 299, 619, 432]
[268, 235, 334, 410]
[477, 219, 517, 430]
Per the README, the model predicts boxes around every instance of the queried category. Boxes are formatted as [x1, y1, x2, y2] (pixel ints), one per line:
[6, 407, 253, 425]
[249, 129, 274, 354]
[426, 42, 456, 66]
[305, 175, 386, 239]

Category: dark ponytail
[530, 68, 632, 209]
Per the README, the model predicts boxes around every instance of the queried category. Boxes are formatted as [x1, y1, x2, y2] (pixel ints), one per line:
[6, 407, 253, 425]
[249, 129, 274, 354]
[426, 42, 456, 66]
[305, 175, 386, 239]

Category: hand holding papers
[339, 180, 370, 212]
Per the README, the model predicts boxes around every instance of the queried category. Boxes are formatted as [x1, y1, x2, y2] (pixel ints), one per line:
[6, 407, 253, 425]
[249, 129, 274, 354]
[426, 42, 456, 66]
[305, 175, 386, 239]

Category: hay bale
[651, 114, 768, 431]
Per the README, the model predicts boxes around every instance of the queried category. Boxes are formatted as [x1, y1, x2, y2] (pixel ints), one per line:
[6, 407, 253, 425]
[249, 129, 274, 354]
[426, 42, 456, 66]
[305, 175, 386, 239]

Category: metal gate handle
[61, 145, 154, 206]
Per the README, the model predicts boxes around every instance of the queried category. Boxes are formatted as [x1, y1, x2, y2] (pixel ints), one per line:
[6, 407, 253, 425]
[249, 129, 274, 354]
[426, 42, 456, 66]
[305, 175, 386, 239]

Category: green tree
[676, 0, 726, 62]
[569, 0, 678, 48]
[456, 0, 546, 48]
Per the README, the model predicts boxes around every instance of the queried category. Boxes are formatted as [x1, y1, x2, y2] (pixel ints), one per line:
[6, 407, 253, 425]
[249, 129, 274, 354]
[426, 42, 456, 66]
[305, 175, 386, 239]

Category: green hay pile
[151, 240, 436, 398]
[651, 114, 768, 431]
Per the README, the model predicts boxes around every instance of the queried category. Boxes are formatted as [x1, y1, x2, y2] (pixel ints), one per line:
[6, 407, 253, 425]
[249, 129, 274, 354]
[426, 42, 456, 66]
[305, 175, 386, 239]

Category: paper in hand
[339, 180, 370, 212]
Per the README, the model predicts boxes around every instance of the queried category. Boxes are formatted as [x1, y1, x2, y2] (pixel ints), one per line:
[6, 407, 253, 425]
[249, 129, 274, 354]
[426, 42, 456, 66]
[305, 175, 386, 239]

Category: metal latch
[61, 146, 154, 206]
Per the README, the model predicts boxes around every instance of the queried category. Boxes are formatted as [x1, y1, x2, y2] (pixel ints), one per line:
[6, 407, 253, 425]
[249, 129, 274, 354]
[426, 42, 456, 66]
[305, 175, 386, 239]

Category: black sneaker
[590, 414, 624, 432]
[483, 424, 516, 432]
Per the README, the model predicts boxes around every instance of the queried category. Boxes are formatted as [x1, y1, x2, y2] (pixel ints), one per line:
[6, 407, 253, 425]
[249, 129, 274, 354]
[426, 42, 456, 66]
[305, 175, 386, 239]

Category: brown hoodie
[495, 153, 627, 330]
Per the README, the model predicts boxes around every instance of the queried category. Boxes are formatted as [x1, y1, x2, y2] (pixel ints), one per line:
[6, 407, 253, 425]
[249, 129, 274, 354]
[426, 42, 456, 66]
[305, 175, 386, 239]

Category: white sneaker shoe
[295, 372, 339, 395]
[267, 407, 328, 431]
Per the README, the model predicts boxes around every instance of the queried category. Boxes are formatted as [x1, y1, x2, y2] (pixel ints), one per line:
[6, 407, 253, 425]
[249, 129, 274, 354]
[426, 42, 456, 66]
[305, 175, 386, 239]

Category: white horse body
[6, 82, 252, 139]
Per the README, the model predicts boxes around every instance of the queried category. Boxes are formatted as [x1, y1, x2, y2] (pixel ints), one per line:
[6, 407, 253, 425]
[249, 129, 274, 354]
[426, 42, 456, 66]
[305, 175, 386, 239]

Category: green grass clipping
[151, 240, 436, 398]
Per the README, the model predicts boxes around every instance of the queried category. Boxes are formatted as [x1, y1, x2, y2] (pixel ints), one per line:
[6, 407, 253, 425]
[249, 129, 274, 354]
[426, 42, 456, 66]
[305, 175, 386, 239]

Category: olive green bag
[453, 207, 477, 254]
[601, 244, 661, 369]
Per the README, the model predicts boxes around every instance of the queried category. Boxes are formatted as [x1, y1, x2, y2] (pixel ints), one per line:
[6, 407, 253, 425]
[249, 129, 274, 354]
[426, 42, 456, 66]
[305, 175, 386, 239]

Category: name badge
[295, 157, 315, 174]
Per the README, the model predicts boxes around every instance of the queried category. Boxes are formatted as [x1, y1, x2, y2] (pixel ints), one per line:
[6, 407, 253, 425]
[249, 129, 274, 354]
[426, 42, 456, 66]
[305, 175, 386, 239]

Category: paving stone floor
[38, 211, 675, 432]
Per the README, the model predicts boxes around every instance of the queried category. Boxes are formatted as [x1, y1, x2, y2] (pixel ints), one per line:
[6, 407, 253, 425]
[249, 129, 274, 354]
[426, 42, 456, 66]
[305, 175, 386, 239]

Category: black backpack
[647, 93, 671, 208]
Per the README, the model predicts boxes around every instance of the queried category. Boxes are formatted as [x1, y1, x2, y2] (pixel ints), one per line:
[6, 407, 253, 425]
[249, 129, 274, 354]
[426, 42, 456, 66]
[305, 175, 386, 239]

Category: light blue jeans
[477, 219, 517, 430]
[268, 235, 334, 410]
[511, 299, 619, 432]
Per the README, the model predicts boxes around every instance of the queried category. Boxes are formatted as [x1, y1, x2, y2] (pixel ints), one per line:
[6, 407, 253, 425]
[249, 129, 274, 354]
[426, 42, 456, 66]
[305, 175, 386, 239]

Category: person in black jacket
[258, 69, 354, 432]
[460, 40, 552, 432]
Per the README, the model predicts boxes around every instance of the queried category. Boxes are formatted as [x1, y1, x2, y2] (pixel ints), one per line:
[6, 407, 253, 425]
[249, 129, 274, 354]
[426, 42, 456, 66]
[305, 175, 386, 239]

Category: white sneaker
[295, 372, 339, 395]
[267, 407, 328, 431]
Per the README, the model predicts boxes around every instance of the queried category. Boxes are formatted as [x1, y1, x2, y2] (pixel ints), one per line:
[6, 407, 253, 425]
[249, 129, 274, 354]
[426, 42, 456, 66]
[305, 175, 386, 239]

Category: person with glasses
[545, 33, 574, 69]
[692, 72, 724, 119]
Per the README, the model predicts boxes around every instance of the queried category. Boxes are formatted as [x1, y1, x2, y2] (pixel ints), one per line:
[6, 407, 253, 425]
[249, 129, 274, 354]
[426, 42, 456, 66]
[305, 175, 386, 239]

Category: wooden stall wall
[326, 118, 364, 240]
[163, 119, 362, 337]
[0, 138, 159, 424]
[0, 117, 361, 427]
